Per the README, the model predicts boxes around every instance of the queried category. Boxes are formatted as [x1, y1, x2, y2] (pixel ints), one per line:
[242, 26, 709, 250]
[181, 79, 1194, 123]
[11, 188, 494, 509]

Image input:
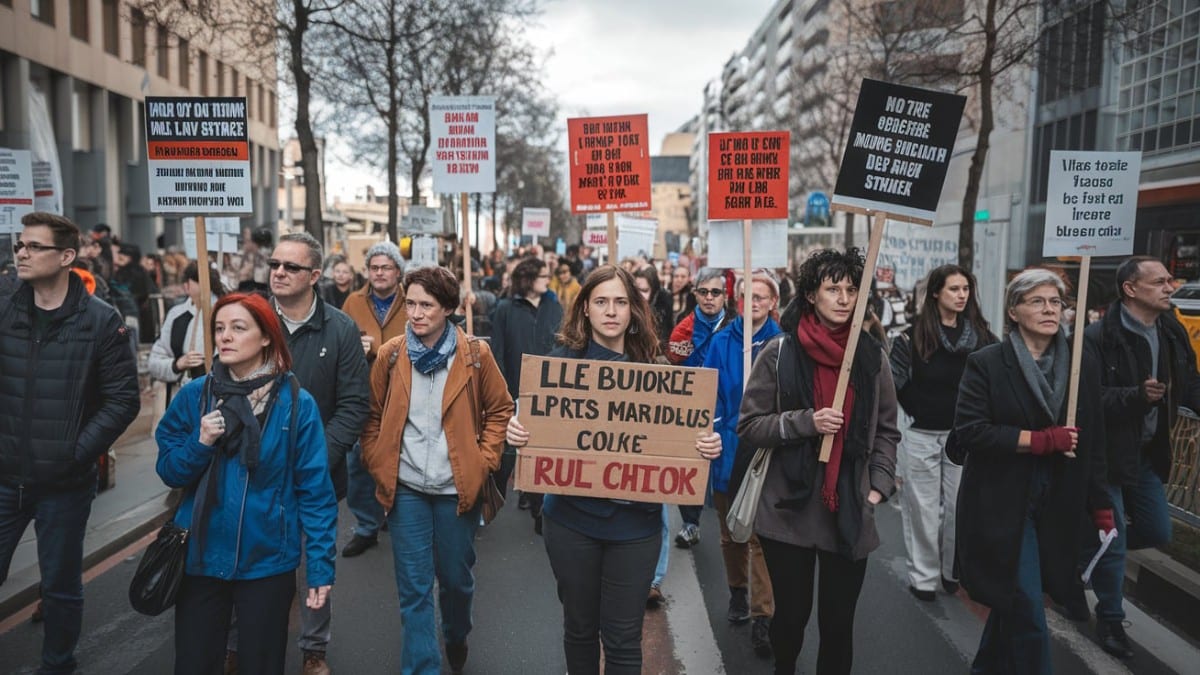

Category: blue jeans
[346, 442, 383, 537]
[1089, 459, 1172, 623]
[653, 505, 669, 587]
[388, 484, 480, 675]
[0, 481, 96, 674]
[972, 468, 1051, 675]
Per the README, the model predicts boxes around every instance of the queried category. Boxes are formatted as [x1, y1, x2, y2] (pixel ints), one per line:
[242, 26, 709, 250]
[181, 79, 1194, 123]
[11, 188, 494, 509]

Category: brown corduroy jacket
[341, 285, 408, 363]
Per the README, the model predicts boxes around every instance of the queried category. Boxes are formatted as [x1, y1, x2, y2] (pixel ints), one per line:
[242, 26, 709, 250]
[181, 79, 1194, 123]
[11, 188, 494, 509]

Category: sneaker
[302, 650, 331, 675]
[674, 523, 700, 549]
[908, 585, 935, 602]
[646, 584, 664, 609]
[341, 533, 378, 558]
[727, 587, 750, 624]
[223, 649, 238, 675]
[941, 576, 960, 595]
[1096, 620, 1134, 659]
[517, 492, 530, 510]
[751, 616, 772, 657]
[446, 642, 468, 674]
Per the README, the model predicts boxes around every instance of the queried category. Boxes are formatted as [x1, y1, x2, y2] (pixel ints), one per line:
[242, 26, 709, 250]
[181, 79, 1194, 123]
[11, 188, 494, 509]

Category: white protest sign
[522, 208, 551, 238]
[145, 97, 253, 214]
[616, 215, 658, 260]
[706, 220, 788, 269]
[409, 236, 440, 268]
[878, 220, 959, 290]
[0, 149, 35, 235]
[182, 217, 241, 259]
[430, 96, 496, 194]
[402, 205, 443, 235]
[1044, 150, 1141, 257]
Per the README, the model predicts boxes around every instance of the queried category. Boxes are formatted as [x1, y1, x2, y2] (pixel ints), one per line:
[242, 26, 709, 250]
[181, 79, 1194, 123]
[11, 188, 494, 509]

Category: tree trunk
[490, 194, 499, 253]
[958, 0, 997, 270]
[291, 0, 323, 243]
[386, 51, 399, 243]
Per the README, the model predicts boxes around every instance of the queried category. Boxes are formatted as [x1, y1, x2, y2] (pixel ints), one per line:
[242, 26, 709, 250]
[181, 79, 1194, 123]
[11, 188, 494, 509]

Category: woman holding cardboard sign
[505, 265, 722, 675]
[952, 269, 1112, 675]
[734, 248, 900, 675]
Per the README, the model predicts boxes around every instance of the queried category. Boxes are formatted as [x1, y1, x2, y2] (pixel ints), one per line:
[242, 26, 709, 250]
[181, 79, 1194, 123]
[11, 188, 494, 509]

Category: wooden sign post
[567, 114, 652, 264]
[827, 79, 967, 462]
[194, 216, 214, 371]
[1043, 150, 1143, 448]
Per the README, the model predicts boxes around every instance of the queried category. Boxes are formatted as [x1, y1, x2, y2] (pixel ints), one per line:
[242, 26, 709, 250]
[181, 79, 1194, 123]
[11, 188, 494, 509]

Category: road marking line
[664, 516, 725, 674]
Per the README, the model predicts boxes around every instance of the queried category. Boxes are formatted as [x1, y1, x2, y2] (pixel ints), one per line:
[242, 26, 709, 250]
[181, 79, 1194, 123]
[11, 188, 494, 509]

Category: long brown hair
[912, 264, 995, 361]
[558, 265, 660, 363]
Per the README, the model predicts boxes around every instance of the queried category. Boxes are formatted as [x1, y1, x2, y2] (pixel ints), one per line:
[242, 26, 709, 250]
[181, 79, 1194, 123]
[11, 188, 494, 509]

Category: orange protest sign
[567, 114, 652, 214]
[707, 131, 790, 220]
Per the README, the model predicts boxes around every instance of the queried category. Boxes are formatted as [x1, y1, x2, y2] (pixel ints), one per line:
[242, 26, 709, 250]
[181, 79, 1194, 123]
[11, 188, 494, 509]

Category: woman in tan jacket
[360, 265, 513, 675]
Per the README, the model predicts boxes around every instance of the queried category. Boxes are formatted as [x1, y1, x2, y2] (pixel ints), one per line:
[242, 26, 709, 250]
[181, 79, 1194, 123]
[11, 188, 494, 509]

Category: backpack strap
[465, 337, 484, 443]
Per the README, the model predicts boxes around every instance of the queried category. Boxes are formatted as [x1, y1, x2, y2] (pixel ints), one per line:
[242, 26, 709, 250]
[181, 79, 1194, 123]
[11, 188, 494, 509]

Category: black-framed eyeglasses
[694, 288, 725, 298]
[268, 259, 315, 274]
[13, 241, 67, 255]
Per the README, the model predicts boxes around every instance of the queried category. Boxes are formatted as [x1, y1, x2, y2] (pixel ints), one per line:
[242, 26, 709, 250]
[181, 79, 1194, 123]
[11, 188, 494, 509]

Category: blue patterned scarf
[407, 322, 457, 375]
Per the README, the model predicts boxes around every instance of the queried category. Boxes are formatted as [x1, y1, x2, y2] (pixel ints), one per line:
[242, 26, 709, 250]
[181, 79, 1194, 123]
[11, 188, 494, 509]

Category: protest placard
[409, 236, 439, 268]
[522, 207, 551, 238]
[878, 220, 959, 290]
[567, 114, 652, 214]
[1043, 150, 1141, 258]
[0, 149, 34, 235]
[182, 217, 240, 259]
[402, 205, 443, 234]
[430, 96, 496, 194]
[707, 131, 790, 220]
[514, 355, 717, 504]
[706, 220, 788, 269]
[145, 97, 252, 214]
[832, 79, 965, 225]
[583, 226, 608, 247]
[616, 215, 657, 260]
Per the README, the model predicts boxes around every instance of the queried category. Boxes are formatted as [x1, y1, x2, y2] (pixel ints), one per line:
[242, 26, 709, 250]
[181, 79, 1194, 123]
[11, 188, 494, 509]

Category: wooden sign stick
[1063, 254, 1090, 458]
[606, 211, 617, 264]
[742, 219, 754, 388]
[194, 215, 214, 372]
[819, 210, 886, 462]
[460, 192, 474, 335]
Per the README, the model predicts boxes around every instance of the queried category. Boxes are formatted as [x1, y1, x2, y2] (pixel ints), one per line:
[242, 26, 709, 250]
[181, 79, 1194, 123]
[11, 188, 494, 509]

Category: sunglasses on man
[268, 259, 315, 274]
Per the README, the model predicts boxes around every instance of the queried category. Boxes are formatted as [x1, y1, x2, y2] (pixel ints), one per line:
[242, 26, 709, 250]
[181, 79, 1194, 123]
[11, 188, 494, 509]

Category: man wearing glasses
[339, 241, 407, 558]
[0, 213, 140, 674]
[225, 231, 369, 675]
[667, 267, 733, 548]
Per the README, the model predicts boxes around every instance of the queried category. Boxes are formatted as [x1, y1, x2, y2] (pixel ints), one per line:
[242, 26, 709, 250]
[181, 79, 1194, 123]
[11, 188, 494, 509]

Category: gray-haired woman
[953, 268, 1113, 674]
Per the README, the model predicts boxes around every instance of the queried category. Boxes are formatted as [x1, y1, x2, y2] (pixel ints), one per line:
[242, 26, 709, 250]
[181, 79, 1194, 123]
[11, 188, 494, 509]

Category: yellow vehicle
[1170, 283, 1200, 371]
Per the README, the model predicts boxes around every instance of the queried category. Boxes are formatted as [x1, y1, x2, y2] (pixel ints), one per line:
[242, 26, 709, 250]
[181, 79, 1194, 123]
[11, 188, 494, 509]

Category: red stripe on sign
[34, 190, 54, 197]
[0, 198, 35, 205]
[147, 141, 250, 161]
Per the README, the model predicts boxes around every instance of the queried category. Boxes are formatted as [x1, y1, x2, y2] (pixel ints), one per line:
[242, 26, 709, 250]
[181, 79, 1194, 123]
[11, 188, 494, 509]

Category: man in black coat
[1082, 256, 1200, 658]
[0, 213, 140, 674]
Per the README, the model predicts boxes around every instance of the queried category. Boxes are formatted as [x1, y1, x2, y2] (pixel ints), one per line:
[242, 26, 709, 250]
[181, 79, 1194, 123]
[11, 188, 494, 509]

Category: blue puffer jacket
[155, 375, 338, 588]
[703, 316, 782, 494]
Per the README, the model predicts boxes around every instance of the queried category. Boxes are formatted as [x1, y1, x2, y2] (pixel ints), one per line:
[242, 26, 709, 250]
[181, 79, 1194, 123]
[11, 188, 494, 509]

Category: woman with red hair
[155, 293, 338, 675]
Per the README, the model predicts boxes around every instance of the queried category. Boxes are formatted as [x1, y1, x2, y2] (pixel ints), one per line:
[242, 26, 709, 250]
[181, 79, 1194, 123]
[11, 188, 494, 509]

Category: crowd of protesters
[2, 212, 1197, 675]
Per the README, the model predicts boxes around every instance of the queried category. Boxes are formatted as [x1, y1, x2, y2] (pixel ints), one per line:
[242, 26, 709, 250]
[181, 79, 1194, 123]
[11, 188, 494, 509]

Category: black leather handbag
[128, 515, 189, 616]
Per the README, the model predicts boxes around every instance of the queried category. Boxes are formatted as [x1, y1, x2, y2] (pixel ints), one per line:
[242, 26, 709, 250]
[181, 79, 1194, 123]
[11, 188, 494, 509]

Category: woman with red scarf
[734, 248, 900, 675]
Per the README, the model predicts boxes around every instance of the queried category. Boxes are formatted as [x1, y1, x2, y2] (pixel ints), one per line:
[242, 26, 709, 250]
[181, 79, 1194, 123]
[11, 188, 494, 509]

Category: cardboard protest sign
[522, 207, 551, 238]
[0, 149, 34, 235]
[402, 205, 443, 234]
[616, 215, 657, 260]
[832, 79, 965, 224]
[583, 226, 608, 247]
[707, 131, 790, 220]
[145, 97, 252, 214]
[409, 236, 439, 268]
[514, 355, 717, 504]
[706, 219, 788, 269]
[182, 216, 240, 258]
[1043, 150, 1141, 257]
[430, 96, 496, 194]
[567, 114, 651, 213]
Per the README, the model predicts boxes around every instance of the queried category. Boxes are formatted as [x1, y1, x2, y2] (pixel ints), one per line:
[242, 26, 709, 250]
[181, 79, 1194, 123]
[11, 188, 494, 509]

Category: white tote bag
[726, 446, 772, 544]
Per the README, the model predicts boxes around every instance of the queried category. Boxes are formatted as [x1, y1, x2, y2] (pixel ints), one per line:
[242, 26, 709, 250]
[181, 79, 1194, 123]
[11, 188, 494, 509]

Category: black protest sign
[832, 79, 965, 224]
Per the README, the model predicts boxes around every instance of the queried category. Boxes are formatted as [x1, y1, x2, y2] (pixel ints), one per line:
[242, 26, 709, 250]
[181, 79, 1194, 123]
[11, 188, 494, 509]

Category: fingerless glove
[1029, 426, 1075, 455]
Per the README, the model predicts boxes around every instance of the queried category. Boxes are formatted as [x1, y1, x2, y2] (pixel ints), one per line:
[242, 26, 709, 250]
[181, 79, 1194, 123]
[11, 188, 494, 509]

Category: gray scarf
[940, 319, 980, 354]
[1008, 328, 1070, 422]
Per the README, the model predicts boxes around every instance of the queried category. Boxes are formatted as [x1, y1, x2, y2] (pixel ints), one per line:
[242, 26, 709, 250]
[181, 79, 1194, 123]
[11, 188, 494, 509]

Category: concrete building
[0, 0, 280, 258]
[649, 129, 695, 259]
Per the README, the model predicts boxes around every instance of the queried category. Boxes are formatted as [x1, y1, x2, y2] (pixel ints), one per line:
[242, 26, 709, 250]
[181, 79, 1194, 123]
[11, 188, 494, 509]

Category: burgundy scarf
[796, 313, 855, 512]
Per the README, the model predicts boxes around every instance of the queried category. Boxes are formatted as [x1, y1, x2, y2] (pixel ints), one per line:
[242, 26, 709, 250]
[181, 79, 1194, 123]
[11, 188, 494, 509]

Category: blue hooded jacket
[155, 375, 338, 588]
[702, 316, 782, 494]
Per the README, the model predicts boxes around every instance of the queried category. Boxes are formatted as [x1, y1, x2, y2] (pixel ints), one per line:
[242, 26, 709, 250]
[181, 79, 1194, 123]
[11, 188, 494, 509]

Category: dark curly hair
[780, 248, 865, 333]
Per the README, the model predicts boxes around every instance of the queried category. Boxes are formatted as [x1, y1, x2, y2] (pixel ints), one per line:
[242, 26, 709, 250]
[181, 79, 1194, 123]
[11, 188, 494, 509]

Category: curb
[1127, 548, 1200, 644]
[0, 491, 171, 620]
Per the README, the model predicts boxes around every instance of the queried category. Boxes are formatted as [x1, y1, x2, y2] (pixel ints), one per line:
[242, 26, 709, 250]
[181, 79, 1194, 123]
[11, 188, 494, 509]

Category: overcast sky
[324, 0, 777, 200]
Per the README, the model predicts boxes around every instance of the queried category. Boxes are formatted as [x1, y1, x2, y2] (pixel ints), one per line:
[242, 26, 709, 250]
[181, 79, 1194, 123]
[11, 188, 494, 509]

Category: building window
[1116, 0, 1200, 155]
[257, 83, 264, 121]
[102, 0, 119, 56]
[132, 10, 147, 67]
[179, 39, 190, 89]
[157, 25, 170, 79]
[216, 61, 225, 95]
[69, 0, 88, 41]
[269, 90, 277, 128]
[198, 52, 209, 96]
[31, 0, 54, 25]
[1030, 111, 1099, 204]
[231, 68, 240, 95]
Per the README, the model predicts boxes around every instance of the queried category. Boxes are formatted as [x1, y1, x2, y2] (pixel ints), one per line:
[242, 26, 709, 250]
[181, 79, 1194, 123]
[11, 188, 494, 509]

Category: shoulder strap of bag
[465, 337, 484, 443]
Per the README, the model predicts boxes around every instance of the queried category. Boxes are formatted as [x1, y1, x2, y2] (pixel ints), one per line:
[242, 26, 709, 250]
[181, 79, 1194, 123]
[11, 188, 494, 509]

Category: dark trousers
[0, 481, 95, 675]
[760, 538, 867, 675]
[174, 571, 296, 675]
[678, 504, 701, 527]
[500, 445, 543, 516]
[543, 517, 659, 675]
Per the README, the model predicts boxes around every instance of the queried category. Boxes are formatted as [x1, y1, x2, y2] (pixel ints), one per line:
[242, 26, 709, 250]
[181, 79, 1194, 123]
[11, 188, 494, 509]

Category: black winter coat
[1083, 301, 1200, 485]
[281, 294, 370, 500]
[490, 293, 564, 399]
[953, 339, 1111, 614]
[0, 273, 141, 490]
